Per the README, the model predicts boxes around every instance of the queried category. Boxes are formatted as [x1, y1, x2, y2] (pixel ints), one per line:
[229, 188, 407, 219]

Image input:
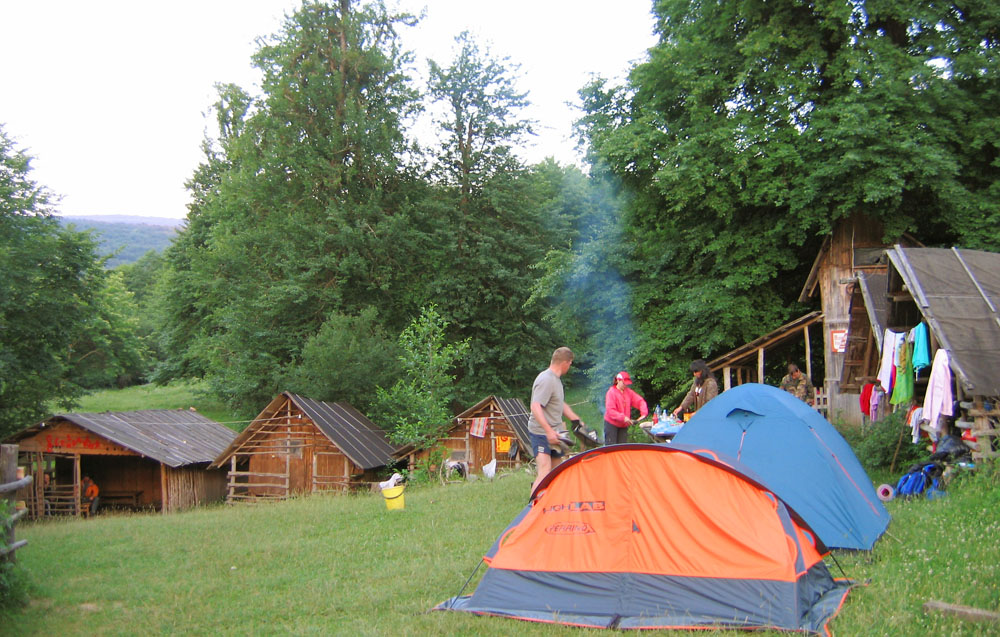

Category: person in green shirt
[779, 363, 816, 406]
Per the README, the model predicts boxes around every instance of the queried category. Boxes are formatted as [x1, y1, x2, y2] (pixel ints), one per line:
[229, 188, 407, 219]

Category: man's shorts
[530, 432, 566, 458]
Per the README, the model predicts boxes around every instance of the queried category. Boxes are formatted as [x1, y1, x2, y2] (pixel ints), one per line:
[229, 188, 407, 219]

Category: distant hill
[58, 216, 182, 268]
[61, 214, 185, 228]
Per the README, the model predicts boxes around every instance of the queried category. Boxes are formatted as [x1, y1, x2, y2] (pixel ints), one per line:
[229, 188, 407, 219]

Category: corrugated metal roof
[888, 246, 1000, 396]
[495, 397, 532, 449]
[8, 410, 236, 468]
[286, 393, 397, 471]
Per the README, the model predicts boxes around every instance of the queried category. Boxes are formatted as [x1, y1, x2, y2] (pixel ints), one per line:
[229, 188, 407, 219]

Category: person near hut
[82, 475, 100, 517]
[43, 472, 53, 516]
[779, 363, 816, 406]
[527, 347, 585, 493]
[673, 360, 719, 420]
[604, 371, 648, 445]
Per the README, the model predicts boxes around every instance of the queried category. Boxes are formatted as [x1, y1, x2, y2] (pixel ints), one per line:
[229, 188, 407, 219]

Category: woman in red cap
[604, 371, 648, 445]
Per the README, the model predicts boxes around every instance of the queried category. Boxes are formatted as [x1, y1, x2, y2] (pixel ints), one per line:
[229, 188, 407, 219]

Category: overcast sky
[0, 1, 656, 219]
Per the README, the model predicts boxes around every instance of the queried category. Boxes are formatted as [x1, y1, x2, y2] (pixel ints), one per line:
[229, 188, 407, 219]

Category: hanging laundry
[911, 322, 931, 375]
[877, 329, 905, 396]
[495, 435, 512, 453]
[470, 417, 488, 438]
[870, 383, 886, 422]
[860, 383, 875, 420]
[908, 406, 924, 444]
[890, 340, 915, 405]
[922, 349, 954, 437]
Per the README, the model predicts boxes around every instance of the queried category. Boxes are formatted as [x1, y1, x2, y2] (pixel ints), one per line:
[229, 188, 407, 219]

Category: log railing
[1, 444, 30, 563]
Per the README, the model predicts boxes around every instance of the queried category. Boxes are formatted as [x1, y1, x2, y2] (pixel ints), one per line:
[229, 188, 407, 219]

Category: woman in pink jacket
[604, 371, 649, 445]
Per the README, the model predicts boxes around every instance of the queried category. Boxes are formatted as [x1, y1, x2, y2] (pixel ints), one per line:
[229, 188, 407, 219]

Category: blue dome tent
[672, 383, 889, 550]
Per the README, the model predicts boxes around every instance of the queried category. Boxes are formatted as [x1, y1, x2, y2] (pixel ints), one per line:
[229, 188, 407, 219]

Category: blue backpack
[895, 462, 943, 497]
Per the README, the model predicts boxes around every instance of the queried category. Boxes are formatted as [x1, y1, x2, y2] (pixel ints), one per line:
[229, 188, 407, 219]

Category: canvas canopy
[436, 444, 852, 634]
[673, 383, 889, 551]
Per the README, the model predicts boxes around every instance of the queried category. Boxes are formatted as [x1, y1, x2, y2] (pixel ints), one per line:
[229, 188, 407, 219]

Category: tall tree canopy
[577, 0, 1000, 399]
[421, 35, 569, 398]
[157, 2, 575, 415]
[0, 126, 135, 437]
[157, 0, 431, 412]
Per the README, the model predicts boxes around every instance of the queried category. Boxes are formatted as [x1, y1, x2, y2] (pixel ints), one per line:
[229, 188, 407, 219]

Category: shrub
[849, 409, 927, 474]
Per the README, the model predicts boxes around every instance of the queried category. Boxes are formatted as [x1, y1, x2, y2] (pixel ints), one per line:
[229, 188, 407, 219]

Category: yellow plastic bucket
[381, 485, 405, 511]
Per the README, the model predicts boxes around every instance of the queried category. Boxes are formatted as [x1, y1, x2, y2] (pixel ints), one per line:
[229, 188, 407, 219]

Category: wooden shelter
[847, 246, 1000, 460]
[400, 396, 531, 476]
[5, 410, 235, 517]
[707, 311, 824, 402]
[210, 392, 397, 502]
[797, 214, 920, 424]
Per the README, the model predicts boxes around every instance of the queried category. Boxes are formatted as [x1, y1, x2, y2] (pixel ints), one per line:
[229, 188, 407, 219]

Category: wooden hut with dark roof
[5, 409, 236, 517]
[846, 246, 1000, 460]
[210, 392, 397, 502]
[400, 396, 532, 476]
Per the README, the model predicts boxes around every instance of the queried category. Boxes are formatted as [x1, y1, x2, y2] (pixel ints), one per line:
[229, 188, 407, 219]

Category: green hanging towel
[890, 340, 914, 405]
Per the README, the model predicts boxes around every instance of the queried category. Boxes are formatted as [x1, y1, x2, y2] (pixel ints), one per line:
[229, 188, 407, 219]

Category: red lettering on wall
[45, 434, 103, 452]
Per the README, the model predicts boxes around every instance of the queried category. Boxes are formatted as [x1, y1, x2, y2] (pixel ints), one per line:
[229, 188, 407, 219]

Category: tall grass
[4, 464, 998, 635]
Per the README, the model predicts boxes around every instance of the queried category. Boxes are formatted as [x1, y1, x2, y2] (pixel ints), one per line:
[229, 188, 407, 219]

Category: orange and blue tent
[673, 383, 889, 551]
[435, 444, 852, 634]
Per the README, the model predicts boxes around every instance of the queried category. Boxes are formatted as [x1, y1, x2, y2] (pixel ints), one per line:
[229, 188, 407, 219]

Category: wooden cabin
[5, 410, 235, 517]
[400, 396, 532, 477]
[210, 392, 397, 502]
[847, 246, 1000, 460]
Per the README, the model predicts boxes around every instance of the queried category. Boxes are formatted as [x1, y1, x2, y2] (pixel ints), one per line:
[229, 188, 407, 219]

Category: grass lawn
[4, 464, 998, 635]
[11, 381, 997, 635]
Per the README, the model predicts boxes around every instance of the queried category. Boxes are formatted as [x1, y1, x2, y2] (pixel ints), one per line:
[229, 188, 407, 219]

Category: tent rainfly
[436, 444, 852, 633]
[673, 383, 889, 551]
[210, 392, 398, 501]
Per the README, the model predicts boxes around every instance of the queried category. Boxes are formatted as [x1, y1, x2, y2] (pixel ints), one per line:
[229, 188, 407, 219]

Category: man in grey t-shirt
[528, 347, 585, 493]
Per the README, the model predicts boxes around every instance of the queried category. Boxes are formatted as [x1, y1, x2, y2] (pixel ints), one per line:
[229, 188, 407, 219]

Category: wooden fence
[1, 444, 31, 563]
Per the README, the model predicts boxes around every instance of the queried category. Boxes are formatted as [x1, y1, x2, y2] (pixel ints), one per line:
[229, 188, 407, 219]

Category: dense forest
[2, 0, 998, 442]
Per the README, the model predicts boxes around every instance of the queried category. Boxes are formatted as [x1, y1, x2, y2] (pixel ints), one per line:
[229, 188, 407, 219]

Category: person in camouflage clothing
[780, 363, 816, 406]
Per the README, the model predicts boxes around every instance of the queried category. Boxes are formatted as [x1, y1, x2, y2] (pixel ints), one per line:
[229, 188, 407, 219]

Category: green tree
[283, 307, 402, 411]
[372, 305, 469, 448]
[423, 34, 564, 398]
[66, 271, 148, 389]
[0, 126, 110, 436]
[157, 1, 431, 411]
[427, 31, 532, 214]
[578, 0, 1000, 399]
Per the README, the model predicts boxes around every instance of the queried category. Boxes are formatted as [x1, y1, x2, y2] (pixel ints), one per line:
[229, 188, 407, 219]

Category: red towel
[470, 417, 487, 438]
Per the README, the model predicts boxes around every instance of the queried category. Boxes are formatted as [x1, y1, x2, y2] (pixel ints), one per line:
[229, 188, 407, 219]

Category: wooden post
[160, 463, 168, 514]
[73, 454, 81, 517]
[229, 455, 236, 502]
[723, 366, 732, 391]
[757, 348, 765, 383]
[1, 445, 16, 556]
[803, 325, 813, 380]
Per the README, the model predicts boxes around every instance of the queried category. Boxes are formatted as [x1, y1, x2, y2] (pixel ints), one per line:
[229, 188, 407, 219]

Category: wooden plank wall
[163, 465, 228, 512]
[227, 398, 366, 502]
[819, 216, 886, 425]
[410, 401, 522, 474]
